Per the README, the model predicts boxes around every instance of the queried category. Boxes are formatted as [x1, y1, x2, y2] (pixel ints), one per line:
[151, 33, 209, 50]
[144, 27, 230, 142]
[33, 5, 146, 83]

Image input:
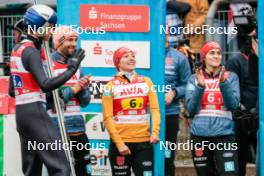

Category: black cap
[7, 19, 26, 33]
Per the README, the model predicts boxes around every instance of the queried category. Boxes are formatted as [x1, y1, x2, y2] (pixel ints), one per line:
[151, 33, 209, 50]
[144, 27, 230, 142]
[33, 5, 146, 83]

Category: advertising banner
[58, 0, 165, 175]
[259, 1, 263, 176]
[0, 77, 15, 115]
[80, 4, 149, 32]
[81, 40, 150, 68]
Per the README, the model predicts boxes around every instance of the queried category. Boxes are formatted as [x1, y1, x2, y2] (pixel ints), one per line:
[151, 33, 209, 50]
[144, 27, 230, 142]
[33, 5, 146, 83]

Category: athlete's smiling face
[118, 51, 136, 72]
[204, 49, 222, 68]
[58, 36, 78, 57]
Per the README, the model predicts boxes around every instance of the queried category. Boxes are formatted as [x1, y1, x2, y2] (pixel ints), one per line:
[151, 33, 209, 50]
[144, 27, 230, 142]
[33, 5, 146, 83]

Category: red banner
[0, 77, 15, 114]
[80, 5, 149, 32]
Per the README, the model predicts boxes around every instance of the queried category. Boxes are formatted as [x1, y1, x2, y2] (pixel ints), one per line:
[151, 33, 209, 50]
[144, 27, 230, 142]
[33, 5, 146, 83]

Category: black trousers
[69, 133, 91, 176]
[235, 117, 258, 176]
[16, 102, 70, 176]
[109, 141, 153, 176]
[191, 135, 239, 176]
[165, 115, 179, 176]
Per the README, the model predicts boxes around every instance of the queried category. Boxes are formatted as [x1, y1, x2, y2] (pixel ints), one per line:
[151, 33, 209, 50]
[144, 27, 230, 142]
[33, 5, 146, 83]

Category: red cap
[113, 47, 134, 70]
[200, 41, 222, 61]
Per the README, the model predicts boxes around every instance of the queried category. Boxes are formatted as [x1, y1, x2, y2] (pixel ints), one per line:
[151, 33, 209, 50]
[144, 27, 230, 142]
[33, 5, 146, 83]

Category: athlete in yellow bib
[102, 47, 161, 176]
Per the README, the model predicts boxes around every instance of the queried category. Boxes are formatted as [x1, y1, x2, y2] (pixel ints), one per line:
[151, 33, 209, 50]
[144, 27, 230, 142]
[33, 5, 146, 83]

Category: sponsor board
[81, 40, 150, 68]
[88, 76, 112, 104]
[80, 5, 149, 32]
[3, 115, 23, 175]
[0, 77, 15, 114]
[90, 148, 112, 175]
[84, 113, 110, 140]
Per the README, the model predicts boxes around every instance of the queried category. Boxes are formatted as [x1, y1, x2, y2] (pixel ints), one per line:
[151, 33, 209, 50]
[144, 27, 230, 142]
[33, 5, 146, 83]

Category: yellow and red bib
[111, 75, 150, 124]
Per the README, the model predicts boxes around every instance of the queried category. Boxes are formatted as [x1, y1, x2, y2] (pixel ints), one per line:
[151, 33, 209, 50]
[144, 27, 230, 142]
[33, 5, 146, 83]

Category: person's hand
[67, 48, 85, 72]
[118, 145, 131, 155]
[72, 75, 91, 94]
[78, 75, 91, 88]
[195, 69, 205, 87]
[165, 90, 176, 105]
[150, 135, 159, 144]
[219, 66, 229, 83]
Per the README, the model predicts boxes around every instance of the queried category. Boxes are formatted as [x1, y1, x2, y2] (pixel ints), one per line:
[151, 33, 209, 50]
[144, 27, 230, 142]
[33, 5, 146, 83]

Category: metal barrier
[0, 15, 23, 61]
[206, 1, 240, 63]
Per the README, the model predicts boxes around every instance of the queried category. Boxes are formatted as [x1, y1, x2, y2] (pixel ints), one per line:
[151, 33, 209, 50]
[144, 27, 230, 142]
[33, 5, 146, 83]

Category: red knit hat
[200, 41, 222, 61]
[113, 47, 134, 70]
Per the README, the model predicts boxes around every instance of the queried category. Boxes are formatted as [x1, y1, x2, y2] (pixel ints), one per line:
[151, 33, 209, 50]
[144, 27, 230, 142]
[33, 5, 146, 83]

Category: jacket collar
[203, 67, 221, 78]
[51, 51, 68, 64]
[116, 71, 136, 83]
[25, 34, 43, 49]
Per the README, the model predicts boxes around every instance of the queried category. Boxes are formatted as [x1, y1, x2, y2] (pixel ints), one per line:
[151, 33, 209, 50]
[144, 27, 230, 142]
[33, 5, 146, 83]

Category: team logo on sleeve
[13, 75, 23, 88]
[166, 57, 173, 65]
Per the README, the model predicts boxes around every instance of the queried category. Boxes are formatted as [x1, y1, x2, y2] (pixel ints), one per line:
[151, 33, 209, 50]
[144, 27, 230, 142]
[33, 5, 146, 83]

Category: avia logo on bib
[120, 86, 144, 96]
[205, 79, 220, 90]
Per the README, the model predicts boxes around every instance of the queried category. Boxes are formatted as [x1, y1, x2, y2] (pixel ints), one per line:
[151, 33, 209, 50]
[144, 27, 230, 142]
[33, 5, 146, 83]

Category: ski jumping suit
[185, 71, 240, 176]
[165, 47, 191, 176]
[48, 51, 91, 176]
[9, 37, 78, 176]
[102, 73, 160, 176]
